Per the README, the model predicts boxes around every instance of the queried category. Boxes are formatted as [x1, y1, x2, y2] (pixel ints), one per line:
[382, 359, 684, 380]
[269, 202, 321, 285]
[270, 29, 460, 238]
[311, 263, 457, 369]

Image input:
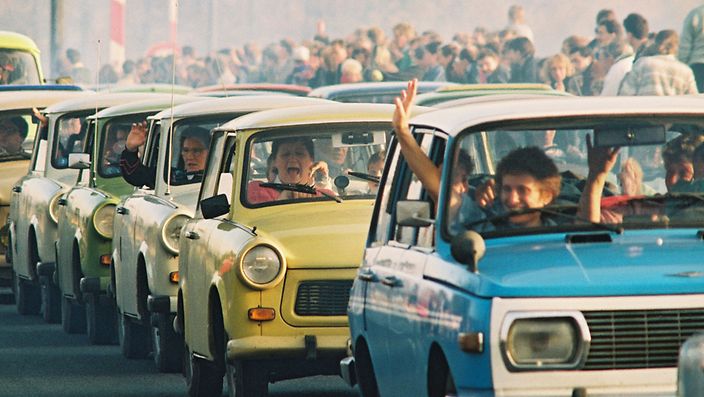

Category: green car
[55, 94, 204, 345]
[414, 83, 570, 107]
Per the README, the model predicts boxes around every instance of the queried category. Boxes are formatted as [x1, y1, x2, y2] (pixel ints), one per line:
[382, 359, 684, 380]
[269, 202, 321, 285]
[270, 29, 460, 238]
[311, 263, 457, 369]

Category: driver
[247, 137, 335, 204]
[0, 116, 27, 155]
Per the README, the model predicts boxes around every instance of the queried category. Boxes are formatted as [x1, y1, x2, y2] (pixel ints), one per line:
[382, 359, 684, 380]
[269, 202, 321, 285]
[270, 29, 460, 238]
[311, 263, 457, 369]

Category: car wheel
[152, 312, 183, 373]
[118, 309, 151, 358]
[226, 360, 268, 397]
[427, 350, 457, 397]
[355, 339, 380, 397]
[184, 343, 223, 397]
[14, 270, 40, 315]
[86, 293, 118, 345]
[61, 295, 86, 334]
[40, 276, 62, 323]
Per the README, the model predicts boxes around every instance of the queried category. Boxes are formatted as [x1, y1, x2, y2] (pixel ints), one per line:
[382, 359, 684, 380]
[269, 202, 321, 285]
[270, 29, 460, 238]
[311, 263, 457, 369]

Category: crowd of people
[56, 5, 704, 97]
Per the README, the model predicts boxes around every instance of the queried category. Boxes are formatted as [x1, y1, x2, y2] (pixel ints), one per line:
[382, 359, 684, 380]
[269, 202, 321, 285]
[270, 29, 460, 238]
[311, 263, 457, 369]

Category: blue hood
[474, 229, 704, 297]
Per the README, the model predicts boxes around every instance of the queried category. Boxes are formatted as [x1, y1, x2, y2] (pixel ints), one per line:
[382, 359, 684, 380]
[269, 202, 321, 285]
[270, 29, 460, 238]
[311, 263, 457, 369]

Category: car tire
[227, 360, 268, 397]
[184, 343, 223, 397]
[427, 350, 457, 397]
[152, 313, 183, 373]
[355, 339, 380, 397]
[61, 295, 86, 334]
[86, 293, 118, 345]
[14, 271, 41, 315]
[40, 276, 62, 323]
[118, 309, 151, 359]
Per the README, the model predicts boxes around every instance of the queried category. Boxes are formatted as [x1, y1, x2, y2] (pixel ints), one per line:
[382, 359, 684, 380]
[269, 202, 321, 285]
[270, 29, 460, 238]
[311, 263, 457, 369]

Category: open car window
[242, 125, 388, 207]
[444, 117, 704, 238]
[50, 113, 88, 169]
[0, 111, 39, 162]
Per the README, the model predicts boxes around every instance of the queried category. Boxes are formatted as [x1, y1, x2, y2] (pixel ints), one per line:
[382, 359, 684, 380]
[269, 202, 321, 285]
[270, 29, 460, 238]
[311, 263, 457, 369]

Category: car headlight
[500, 312, 589, 371]
[93, 203, 116, 239]
[239, 244, 284, 288]
[49, 192, 63, 224]
[160, 214, 190, 255]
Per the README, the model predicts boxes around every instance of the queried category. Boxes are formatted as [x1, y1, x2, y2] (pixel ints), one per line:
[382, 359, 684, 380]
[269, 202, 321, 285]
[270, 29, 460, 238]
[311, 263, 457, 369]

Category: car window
[0, 111, 37, 162]
[50, 113, 88, 169]
[242, 125, 388, 207]
[444, 117, 704, 238]
[98, 114, 150, 178]
[0, 49, 41, 85]
[196, 132, 234, 215]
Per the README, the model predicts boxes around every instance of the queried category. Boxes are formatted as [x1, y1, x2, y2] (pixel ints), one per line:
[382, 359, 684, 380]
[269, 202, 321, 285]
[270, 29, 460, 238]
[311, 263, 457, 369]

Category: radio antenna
[165, 0, 179, 197]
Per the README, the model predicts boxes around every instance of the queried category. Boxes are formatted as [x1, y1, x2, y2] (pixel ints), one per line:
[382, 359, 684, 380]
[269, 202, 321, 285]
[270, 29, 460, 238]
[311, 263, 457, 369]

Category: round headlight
[503, 316, 581, 370]
[49, 192, 63, 224]
[240, 245, 282, 285]
[93, 203, 116, 239]
[160, 214, 190, 255]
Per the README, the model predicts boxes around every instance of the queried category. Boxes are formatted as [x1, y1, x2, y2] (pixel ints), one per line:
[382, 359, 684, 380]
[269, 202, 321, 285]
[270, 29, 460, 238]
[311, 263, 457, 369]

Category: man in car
[0, 116, 27, 155]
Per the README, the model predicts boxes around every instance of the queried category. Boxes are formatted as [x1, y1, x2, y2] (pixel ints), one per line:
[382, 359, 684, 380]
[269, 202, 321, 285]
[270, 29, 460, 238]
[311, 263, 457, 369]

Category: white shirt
[601, 55, 634, 96]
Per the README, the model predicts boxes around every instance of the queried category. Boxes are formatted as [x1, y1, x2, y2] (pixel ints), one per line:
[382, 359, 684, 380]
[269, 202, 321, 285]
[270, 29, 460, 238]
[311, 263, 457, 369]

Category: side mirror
[68, 153, 90, 169]
[396, 200, 433, 227]
[450, 230, 485, 273]
[200, 194, 230, 219]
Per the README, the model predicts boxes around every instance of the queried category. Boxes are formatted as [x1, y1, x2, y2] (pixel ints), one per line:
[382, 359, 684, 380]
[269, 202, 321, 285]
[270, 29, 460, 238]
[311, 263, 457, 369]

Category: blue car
[345, 96, 704, 397]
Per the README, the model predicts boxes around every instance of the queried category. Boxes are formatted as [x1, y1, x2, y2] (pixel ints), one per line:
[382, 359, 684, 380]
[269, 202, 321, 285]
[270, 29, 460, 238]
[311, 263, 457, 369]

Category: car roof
[153, 95, 331, 120]
[308, 81, 455, 99]
[90, 95, 202, 119]
[194, 83, 311, 96]
[433, 93, 575, 109]
[90, 83, 193, 94]
[0, 90, 90, 110]
[414, 83, 566, 106]
[0, 84, 83, 92]
[0, 31, 40, 52]
[409, 96, 704, 136]
[214, 103, 432, 131]
[43, 92, 179, 114]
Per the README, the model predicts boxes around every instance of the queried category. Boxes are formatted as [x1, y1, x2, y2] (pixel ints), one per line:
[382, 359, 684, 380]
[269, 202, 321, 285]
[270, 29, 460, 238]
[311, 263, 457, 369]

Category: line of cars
[5, 77, 704, 396]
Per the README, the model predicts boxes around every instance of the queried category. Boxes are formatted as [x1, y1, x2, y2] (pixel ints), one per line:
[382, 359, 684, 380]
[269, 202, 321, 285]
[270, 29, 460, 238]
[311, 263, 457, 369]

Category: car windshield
[163, 117, 229, 186]
[0, 49, 41, 85]
[445, 117, 704, 237]
[243, 126, 388, 207]
[51, 114, 88, 169]
[0, 111, 38, 161]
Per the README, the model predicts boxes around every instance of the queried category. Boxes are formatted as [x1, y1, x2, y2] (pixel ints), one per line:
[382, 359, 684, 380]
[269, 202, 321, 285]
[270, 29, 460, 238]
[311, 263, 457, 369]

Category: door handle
[12, 186, 21, 193]
[357, 268, 377, 282]
[185, 231, 199, 240]
[381, 275, 402, 287]
[116, 206, 128, 215]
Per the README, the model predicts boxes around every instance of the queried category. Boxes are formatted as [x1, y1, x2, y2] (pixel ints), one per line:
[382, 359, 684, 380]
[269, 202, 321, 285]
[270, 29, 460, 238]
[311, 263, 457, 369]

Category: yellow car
[0, 31, 44, 85]
[1, 87, 86, 287]
[177, 103, 429, 396]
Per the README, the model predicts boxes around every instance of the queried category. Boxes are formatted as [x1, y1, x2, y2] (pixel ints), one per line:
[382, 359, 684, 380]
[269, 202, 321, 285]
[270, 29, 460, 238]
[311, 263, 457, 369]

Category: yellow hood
[245, 200, 374, 269]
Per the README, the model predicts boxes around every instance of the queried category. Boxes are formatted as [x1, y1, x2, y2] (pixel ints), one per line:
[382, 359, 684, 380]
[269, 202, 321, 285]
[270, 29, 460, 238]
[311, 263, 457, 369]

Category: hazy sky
[0, 0, 701, 77]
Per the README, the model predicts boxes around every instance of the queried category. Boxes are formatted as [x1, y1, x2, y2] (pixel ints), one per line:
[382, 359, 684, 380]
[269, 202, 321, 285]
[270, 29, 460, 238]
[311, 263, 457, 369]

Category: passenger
[618, 157, 644, 196]
[247, 137, 335, 204]
[366, 149, 385, 194]
[179, 127, 210, 174]
[0, 116, 27, 154]
[265, 154, 277, 183]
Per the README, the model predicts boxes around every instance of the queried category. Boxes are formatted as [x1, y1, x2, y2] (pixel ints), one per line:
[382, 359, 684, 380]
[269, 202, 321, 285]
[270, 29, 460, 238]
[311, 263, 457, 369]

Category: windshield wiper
[465, 204, 623, 234]
[347, 171, 380, 183]
[259, 182, 342, 203]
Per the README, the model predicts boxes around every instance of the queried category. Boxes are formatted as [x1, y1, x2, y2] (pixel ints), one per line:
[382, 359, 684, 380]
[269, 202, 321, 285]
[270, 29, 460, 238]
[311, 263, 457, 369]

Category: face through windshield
[446, 119, 704, 236]
[244, 128, 387, 206]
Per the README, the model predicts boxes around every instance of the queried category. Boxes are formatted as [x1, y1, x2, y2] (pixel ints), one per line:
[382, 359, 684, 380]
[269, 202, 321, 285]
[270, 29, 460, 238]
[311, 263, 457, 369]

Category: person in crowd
[595, 19, 622, 49]
[366, 150, 385, 194]
[66, 48, 92, 85]
[678, 5, 704, 93]
[448, 48, 479, 84]
[503, 37, 539, 83]
[619, 30, 698, 96]
[596, 9, 617, 24]
[506, 4, 534, 43]
[438, 43, 459, 82]
[540, 53, 578, 94]
[116, 60, 140, 85]
[0, 116, 27, 155]
[598, 41, 633, 96]
[623, 13, 650, 60]
[417, 41, 446, 82]
[340, 58, 364, 83]
[477, 50, 509, 83]
[561, 35, 591, 56]
[568, 45, 595, 96]
[390, 22, 416, 72]
[286, 46, 315, 86]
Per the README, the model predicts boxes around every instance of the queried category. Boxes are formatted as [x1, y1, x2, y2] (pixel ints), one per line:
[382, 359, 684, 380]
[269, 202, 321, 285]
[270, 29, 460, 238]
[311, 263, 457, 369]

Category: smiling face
[181, 137, 208, 173]
[500, 173, 554, 227]
[274, 140, 314, 184]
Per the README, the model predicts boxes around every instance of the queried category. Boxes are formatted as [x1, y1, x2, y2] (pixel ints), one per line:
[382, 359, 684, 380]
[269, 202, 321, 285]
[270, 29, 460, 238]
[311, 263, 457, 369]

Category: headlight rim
[237, 243, 286, 290]
[48, 192, 64, 224]
[499, 311, 590, 372]
[160, 213, 191, 255]
[92, 202, 117, 239]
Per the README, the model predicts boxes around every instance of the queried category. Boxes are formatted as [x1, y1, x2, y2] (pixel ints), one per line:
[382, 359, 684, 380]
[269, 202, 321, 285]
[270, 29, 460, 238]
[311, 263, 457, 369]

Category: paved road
[0, 289, 360, 397]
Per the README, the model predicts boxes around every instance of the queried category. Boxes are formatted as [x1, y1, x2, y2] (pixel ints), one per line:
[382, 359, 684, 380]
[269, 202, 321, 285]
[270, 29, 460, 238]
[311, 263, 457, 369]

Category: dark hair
[504, 37, 534, 57]
[623, 13, 649, 40]
[570, 44, 593, 58]
[477, 49, 499, 61]
[653, 29, 679, 55]
[458, 48, 474, 62]
[271, 137, 314, 160]
[596, 8, 616, 24]
[3, 116, 28, 139]
[181, 126, 210, 146]
[495, 146, 561, 200]
[598, 19, 622, 37]
[66, 48, 81, 64]
[425, 41, 441, 55]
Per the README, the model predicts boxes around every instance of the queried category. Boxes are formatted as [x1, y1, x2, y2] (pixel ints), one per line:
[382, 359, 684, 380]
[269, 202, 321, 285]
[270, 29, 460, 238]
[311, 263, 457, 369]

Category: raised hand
[392, 79, 418, 139]
[125, 121, 148, 152]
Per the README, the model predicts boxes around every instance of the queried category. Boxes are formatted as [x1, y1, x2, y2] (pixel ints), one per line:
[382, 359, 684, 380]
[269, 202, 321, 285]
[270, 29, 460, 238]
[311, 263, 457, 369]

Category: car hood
[248, 200, 374, 269]
[474, 229, 704, 297]
[0, 159, 28, 205]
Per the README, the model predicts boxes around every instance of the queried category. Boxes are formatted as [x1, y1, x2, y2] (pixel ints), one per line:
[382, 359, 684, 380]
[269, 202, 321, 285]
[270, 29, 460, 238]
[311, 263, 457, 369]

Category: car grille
[294, 280, 353, 316]
[583, 308, 704, 370]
